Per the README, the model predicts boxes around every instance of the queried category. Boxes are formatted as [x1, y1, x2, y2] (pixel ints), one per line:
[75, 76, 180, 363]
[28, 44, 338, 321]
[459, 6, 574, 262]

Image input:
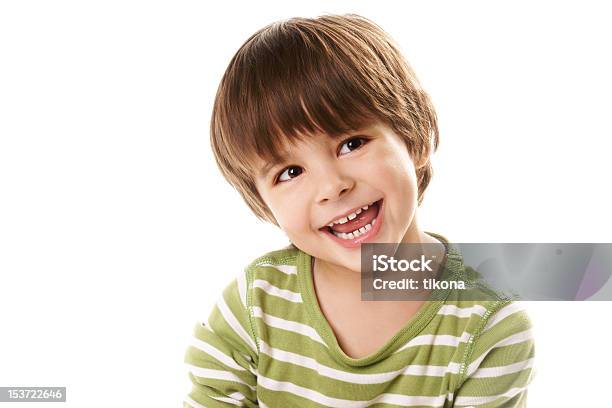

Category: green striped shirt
[184, 234, 535, 407]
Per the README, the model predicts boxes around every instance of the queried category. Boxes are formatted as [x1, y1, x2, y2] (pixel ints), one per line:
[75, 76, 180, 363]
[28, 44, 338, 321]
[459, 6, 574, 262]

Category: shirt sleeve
[183, 275, 260, 407]
[452, 301, 536, 408]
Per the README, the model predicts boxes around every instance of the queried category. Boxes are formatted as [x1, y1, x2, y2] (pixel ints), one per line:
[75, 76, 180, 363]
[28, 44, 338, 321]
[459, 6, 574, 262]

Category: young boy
[184, 14, 534, 407]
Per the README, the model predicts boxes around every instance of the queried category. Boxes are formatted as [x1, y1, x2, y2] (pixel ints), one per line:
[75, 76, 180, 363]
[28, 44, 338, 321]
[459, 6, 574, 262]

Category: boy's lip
[319, 199, 384, 249]
[319, 198, 382, 229]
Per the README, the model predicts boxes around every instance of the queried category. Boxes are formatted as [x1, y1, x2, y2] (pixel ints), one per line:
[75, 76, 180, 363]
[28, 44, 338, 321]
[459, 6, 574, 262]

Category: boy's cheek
[269, 203, 310, 235]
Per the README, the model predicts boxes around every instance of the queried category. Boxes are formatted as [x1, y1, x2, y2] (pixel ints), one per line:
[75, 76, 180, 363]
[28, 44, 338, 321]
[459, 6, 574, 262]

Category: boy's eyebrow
[259, 157, 285, 179]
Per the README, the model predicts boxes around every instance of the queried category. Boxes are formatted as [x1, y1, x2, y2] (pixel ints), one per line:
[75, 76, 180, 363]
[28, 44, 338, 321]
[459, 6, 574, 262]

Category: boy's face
[254, 121, 422, 273]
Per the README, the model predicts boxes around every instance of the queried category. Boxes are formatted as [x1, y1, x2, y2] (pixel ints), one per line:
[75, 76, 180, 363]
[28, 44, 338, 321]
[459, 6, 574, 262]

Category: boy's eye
[277, 166, 303, 183]
[273, 137, 368, 184]
[339, 136, 367, 155]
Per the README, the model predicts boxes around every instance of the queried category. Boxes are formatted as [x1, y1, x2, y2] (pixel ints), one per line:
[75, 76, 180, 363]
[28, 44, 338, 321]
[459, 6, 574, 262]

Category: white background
[1, 1, 610, 407]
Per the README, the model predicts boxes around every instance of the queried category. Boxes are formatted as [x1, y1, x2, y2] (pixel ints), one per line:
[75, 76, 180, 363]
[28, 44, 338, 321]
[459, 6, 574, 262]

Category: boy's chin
[317, 252, 363, 274]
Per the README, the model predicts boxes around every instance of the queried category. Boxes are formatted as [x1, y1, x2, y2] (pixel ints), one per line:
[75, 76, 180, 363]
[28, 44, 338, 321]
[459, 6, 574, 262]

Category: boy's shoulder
[437, 242, 533, 338]
[213, 245, 304, 336]
[245, 243, 301, 272]
[446, 260, 524, 311]
[237, 244, 303, 291]
[441, 259, 533, 348]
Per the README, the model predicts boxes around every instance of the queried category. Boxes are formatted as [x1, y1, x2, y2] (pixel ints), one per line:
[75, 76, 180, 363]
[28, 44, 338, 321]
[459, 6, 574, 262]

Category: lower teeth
[331, 218, 376, 240]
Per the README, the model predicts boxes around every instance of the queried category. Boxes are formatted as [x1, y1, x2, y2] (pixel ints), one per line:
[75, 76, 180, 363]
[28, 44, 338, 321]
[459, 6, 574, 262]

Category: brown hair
[210, 14, 439, 225]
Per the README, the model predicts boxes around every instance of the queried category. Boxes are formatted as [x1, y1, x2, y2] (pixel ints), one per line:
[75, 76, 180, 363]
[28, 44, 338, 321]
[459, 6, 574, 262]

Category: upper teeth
[326, 202, 375, 227]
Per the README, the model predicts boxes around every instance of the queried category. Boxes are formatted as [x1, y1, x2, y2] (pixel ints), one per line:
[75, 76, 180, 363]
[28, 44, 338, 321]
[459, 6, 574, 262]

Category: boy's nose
[316, 173, 355, 204]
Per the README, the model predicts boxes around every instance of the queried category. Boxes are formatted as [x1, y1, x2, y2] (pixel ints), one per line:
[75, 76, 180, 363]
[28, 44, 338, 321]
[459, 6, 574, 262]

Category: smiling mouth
[320, 199, 382, 240]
